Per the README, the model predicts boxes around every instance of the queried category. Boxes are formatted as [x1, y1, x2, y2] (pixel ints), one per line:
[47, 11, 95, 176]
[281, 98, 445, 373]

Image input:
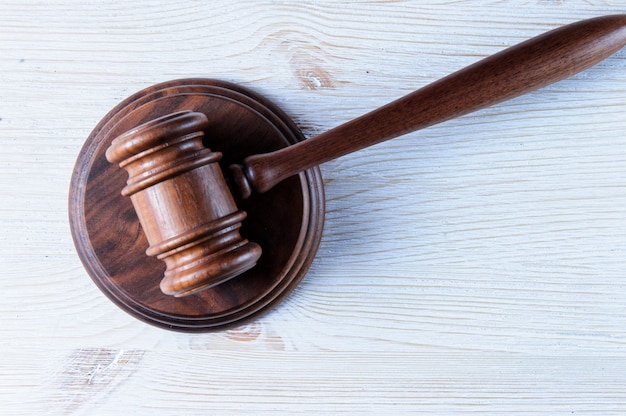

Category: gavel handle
[233, 15, 626, 196]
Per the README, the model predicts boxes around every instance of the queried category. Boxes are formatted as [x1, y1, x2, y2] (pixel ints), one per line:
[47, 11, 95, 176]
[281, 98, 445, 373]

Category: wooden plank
[7, 348, 626, 414]
[1, 0, 625, 413]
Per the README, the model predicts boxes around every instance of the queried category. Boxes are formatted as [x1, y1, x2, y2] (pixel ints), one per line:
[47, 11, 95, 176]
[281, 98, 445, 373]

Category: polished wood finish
[69, 80, 324, 330]
[70, 15, 626, 330]
[235, 15, 626, 195]
[105, 111, 262, 297]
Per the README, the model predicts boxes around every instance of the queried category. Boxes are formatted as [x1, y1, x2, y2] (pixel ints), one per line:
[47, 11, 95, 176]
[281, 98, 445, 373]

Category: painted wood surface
[1, 1, 626, 414]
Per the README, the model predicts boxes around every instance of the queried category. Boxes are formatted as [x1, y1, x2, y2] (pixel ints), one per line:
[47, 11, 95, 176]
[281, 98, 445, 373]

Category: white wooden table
[2, 1, 626, 414]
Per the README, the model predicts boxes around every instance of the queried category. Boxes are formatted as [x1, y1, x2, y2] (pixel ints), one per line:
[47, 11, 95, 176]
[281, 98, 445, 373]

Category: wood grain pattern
[2, 1, 626, 414]
[69, 80, 324, 329]
[239, 15, 626, 193]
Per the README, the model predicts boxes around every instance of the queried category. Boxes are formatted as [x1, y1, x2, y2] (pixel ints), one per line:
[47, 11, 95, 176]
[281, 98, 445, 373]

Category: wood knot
[263, 30, 339, 90]
[296, 65, 334, 90]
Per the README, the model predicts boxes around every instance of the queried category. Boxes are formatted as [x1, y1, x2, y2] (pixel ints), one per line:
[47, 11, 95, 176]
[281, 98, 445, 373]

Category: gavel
[105, 15, 626, 298]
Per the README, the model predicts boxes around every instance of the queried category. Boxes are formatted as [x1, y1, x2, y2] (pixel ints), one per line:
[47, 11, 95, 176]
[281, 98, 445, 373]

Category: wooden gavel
[106, 15, 626, 298]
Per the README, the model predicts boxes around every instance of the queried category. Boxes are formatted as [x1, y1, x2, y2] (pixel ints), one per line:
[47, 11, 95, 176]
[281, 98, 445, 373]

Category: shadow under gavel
[106, 15, 626, 297]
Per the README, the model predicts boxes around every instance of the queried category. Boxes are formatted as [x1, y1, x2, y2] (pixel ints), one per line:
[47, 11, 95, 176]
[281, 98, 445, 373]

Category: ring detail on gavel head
[105, 110, 262, 297]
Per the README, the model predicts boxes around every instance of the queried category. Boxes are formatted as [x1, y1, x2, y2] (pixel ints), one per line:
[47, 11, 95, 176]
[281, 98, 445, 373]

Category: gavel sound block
[70, 79, 325, 330]
[69, 15, 626, 331]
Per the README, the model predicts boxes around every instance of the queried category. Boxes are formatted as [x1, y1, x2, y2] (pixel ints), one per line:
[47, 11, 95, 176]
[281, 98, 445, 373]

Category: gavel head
[105, 110, 262, 297]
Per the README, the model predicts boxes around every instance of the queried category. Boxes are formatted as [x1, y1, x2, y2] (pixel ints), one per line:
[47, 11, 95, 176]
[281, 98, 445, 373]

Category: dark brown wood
[68, 79, 324, 330]
[105, 111, 262, 297]
[235, 15, 626, 195]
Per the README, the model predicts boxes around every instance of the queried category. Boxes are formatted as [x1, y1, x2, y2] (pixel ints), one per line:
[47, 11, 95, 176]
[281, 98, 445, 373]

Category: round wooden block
[69, 79, 325, 331]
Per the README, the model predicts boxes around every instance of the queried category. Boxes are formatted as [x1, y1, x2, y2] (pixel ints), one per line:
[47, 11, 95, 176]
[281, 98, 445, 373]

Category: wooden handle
[233, 15, 626, 196]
